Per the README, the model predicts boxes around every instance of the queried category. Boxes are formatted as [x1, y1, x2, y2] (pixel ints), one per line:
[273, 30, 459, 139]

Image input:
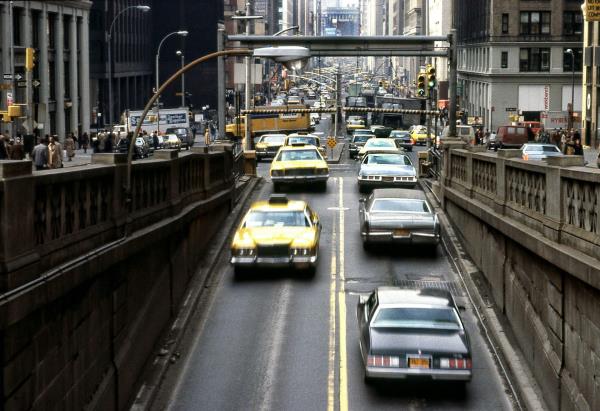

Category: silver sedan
[357, 153, 417, 192]
[359, 188, 440, 248]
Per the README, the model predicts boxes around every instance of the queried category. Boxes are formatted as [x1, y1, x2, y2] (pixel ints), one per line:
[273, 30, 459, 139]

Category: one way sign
[3, 73, 22, 81]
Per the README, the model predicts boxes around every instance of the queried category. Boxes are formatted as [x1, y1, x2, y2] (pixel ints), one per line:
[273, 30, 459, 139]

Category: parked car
[389, 130, 414, 151]
[489, 125, 534, 150]
[357, 153, 417, 192]
[165, 127, 193, 150]
[357, 287, 472, 383]
[162, 134, 182, 150]
[359, 188, 439, 247]
[521, 144, 563, 161]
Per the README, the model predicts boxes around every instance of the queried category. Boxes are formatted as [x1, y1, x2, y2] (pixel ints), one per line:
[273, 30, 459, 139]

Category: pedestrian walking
[104, 133, 114, 153]
[47, 135, 63, 169]
[572, 138, 584, 156]
[80, 132, 89, 153]
[8, 137, 25, 160]
[23, 133, 34, 159]
[65, 134, 76, 161]
[0, 134, 9, 160]
[32, 138, 48, 171]
[152, 131, 159, 150]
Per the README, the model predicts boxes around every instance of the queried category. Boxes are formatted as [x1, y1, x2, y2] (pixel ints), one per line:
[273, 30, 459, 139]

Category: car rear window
[373, 307, 460, 330]
[353, 135, 371, 143]
[364, 154, 411, 165]
[365, 139, 395, 148]
[245, 211, 310, 228]
[288, 137, 318, 146]
[371, 199, 429, 213]
[278, 149, 321, 161]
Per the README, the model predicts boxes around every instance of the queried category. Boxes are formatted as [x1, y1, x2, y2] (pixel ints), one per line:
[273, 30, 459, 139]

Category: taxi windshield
[288, 137, 318, 146]
[261, 135, 286, 144]
[278, 149, 321, 161]
[245, 211, 310, 227]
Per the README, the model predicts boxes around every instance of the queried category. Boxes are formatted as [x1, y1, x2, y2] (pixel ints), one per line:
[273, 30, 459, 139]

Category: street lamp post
[176, 50, 185, 107]
[565, 48, 575, 130]
[155, 30, 188, 132]
[107, 5, 150, 129]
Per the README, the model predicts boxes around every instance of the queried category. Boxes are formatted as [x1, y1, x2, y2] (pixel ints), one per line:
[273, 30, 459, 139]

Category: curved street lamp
[107, 4, 150, 128]
[155, 30, 188, 131]
[126, 46, 310, 199]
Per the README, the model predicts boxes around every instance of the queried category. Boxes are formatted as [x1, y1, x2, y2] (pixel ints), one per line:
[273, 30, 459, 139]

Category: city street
[151, 118, 516, 410]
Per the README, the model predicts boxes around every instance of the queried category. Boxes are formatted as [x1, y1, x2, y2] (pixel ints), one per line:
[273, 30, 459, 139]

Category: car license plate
[394, 229, 410, 236]
[382, 176, 394, 182]
[408, 357, 430, 369]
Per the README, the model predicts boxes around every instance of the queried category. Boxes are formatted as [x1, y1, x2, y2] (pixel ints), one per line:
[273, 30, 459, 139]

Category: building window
[563, 11, 583, 35]
[563, 48, 583, 71]
[501, 52, 508, 68]
[520, 11, 551, 35]
[519, 48, 550, 72]
[502, 14, 509, 34]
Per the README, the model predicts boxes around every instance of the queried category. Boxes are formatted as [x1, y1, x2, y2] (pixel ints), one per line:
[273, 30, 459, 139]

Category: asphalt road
[152, 117, 516, 411]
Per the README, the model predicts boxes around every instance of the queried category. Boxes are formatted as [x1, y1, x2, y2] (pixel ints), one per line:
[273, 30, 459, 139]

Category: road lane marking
[338, 177, 349, 411]
[327, 177, 338, 411]
[257, 282, 291, 411]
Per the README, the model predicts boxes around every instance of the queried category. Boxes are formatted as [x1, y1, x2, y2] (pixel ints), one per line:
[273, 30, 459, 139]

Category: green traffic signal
[426, 65, 436, 89]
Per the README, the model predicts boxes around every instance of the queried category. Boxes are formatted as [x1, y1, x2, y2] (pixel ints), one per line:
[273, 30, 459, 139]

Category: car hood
[234, 227, 316, 247]
[370, 327, 469, 355]
[271, 160, 328, 170]
[360, 164, 416, 176]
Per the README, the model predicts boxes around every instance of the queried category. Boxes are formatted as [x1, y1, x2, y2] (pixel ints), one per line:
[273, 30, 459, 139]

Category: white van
[439, 125, 475, 145]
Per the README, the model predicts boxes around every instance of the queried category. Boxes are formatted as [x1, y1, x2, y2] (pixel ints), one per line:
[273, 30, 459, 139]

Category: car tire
[363, 371, 374, 386]
[273, 182, 281, 193]
[234, 266, 248, 280]
[362, 241, 371, 251]
[319, 181, 327, 192]
[304, 265, 317, 277]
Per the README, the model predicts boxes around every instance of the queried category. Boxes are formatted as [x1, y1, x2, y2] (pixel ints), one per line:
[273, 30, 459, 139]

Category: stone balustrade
[440, 142, 600, 411]
[0, 146, 242, 409]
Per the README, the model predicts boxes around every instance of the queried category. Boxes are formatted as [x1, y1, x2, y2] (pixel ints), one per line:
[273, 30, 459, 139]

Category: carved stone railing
[0, 147, 234, 292]
[440, 144, 600, 411]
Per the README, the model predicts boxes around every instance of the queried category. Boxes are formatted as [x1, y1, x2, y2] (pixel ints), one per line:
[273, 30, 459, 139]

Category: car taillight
[367, 355, 400, 368]
[439, 358, 472, 369]
[523, 154, 529, 160]
[411, 138, 416, 145]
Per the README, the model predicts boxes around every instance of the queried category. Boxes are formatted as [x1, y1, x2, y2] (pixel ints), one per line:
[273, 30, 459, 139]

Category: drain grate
[394, 279, 464, 296]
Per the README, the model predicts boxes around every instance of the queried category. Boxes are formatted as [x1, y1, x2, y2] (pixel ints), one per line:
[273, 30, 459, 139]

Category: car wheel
[304, 265, 317, 277]
[363, 370, 374, 386]
[234, 266, 248, 279]
[319, 181, 327, 192]
[362, 241, 371, 251]
[273, 182, 281, 192]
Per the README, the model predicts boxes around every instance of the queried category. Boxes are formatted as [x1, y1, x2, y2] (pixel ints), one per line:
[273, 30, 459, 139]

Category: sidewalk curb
[130, 176, 261, 410]
[420, 180, 547, 411]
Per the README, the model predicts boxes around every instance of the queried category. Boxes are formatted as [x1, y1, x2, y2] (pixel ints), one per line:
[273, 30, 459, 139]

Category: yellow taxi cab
[270, 144, 329, 191]
[346, 116, 366, 134]
[254, 133, 287, 161]
[230, 194, 321, 276]
[409, 125, 434, 146]
[284, 133, 326, 157]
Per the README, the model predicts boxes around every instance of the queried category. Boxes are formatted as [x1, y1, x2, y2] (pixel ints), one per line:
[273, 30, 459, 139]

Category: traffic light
[426, 65, 436, 90]
[417, 72, 426, 97]
[25, 47, 36, 72]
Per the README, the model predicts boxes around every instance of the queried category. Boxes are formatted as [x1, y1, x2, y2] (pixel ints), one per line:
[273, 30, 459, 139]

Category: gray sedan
[357, 287, 472, 383]
[359, 188, 440, 248]
[357, 153, 417, 192]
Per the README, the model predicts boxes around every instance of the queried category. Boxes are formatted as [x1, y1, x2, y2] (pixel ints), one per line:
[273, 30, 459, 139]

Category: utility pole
[217, 23, 226, 140]
[244, 0, 253, 151]
[448, 29, 457, 138]
[335, 67, 342, 140]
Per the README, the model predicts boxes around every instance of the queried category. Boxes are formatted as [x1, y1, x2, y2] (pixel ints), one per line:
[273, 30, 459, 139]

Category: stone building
[0, 0, 92, 139]
[455, 0, 583, 133]
[89, 0, 154, 130]
[581, 9, 600, 148]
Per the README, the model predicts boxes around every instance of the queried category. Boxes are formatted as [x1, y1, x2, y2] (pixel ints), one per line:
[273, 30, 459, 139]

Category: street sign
[32, 80, 41, 87]
[3, 74, 22, 81]
[17, 81, 26, 88]
[327, 136, 337, 149]
[505, 107, 517, 112]
[585, 1, 600, 21]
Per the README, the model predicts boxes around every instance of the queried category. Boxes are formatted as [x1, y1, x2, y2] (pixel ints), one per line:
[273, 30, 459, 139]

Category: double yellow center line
[327, 177, 348, 411]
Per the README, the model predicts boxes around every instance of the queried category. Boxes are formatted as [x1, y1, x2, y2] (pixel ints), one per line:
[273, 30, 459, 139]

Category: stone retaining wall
[441, 143, 600, 411]
[0, 147, 240, 409]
